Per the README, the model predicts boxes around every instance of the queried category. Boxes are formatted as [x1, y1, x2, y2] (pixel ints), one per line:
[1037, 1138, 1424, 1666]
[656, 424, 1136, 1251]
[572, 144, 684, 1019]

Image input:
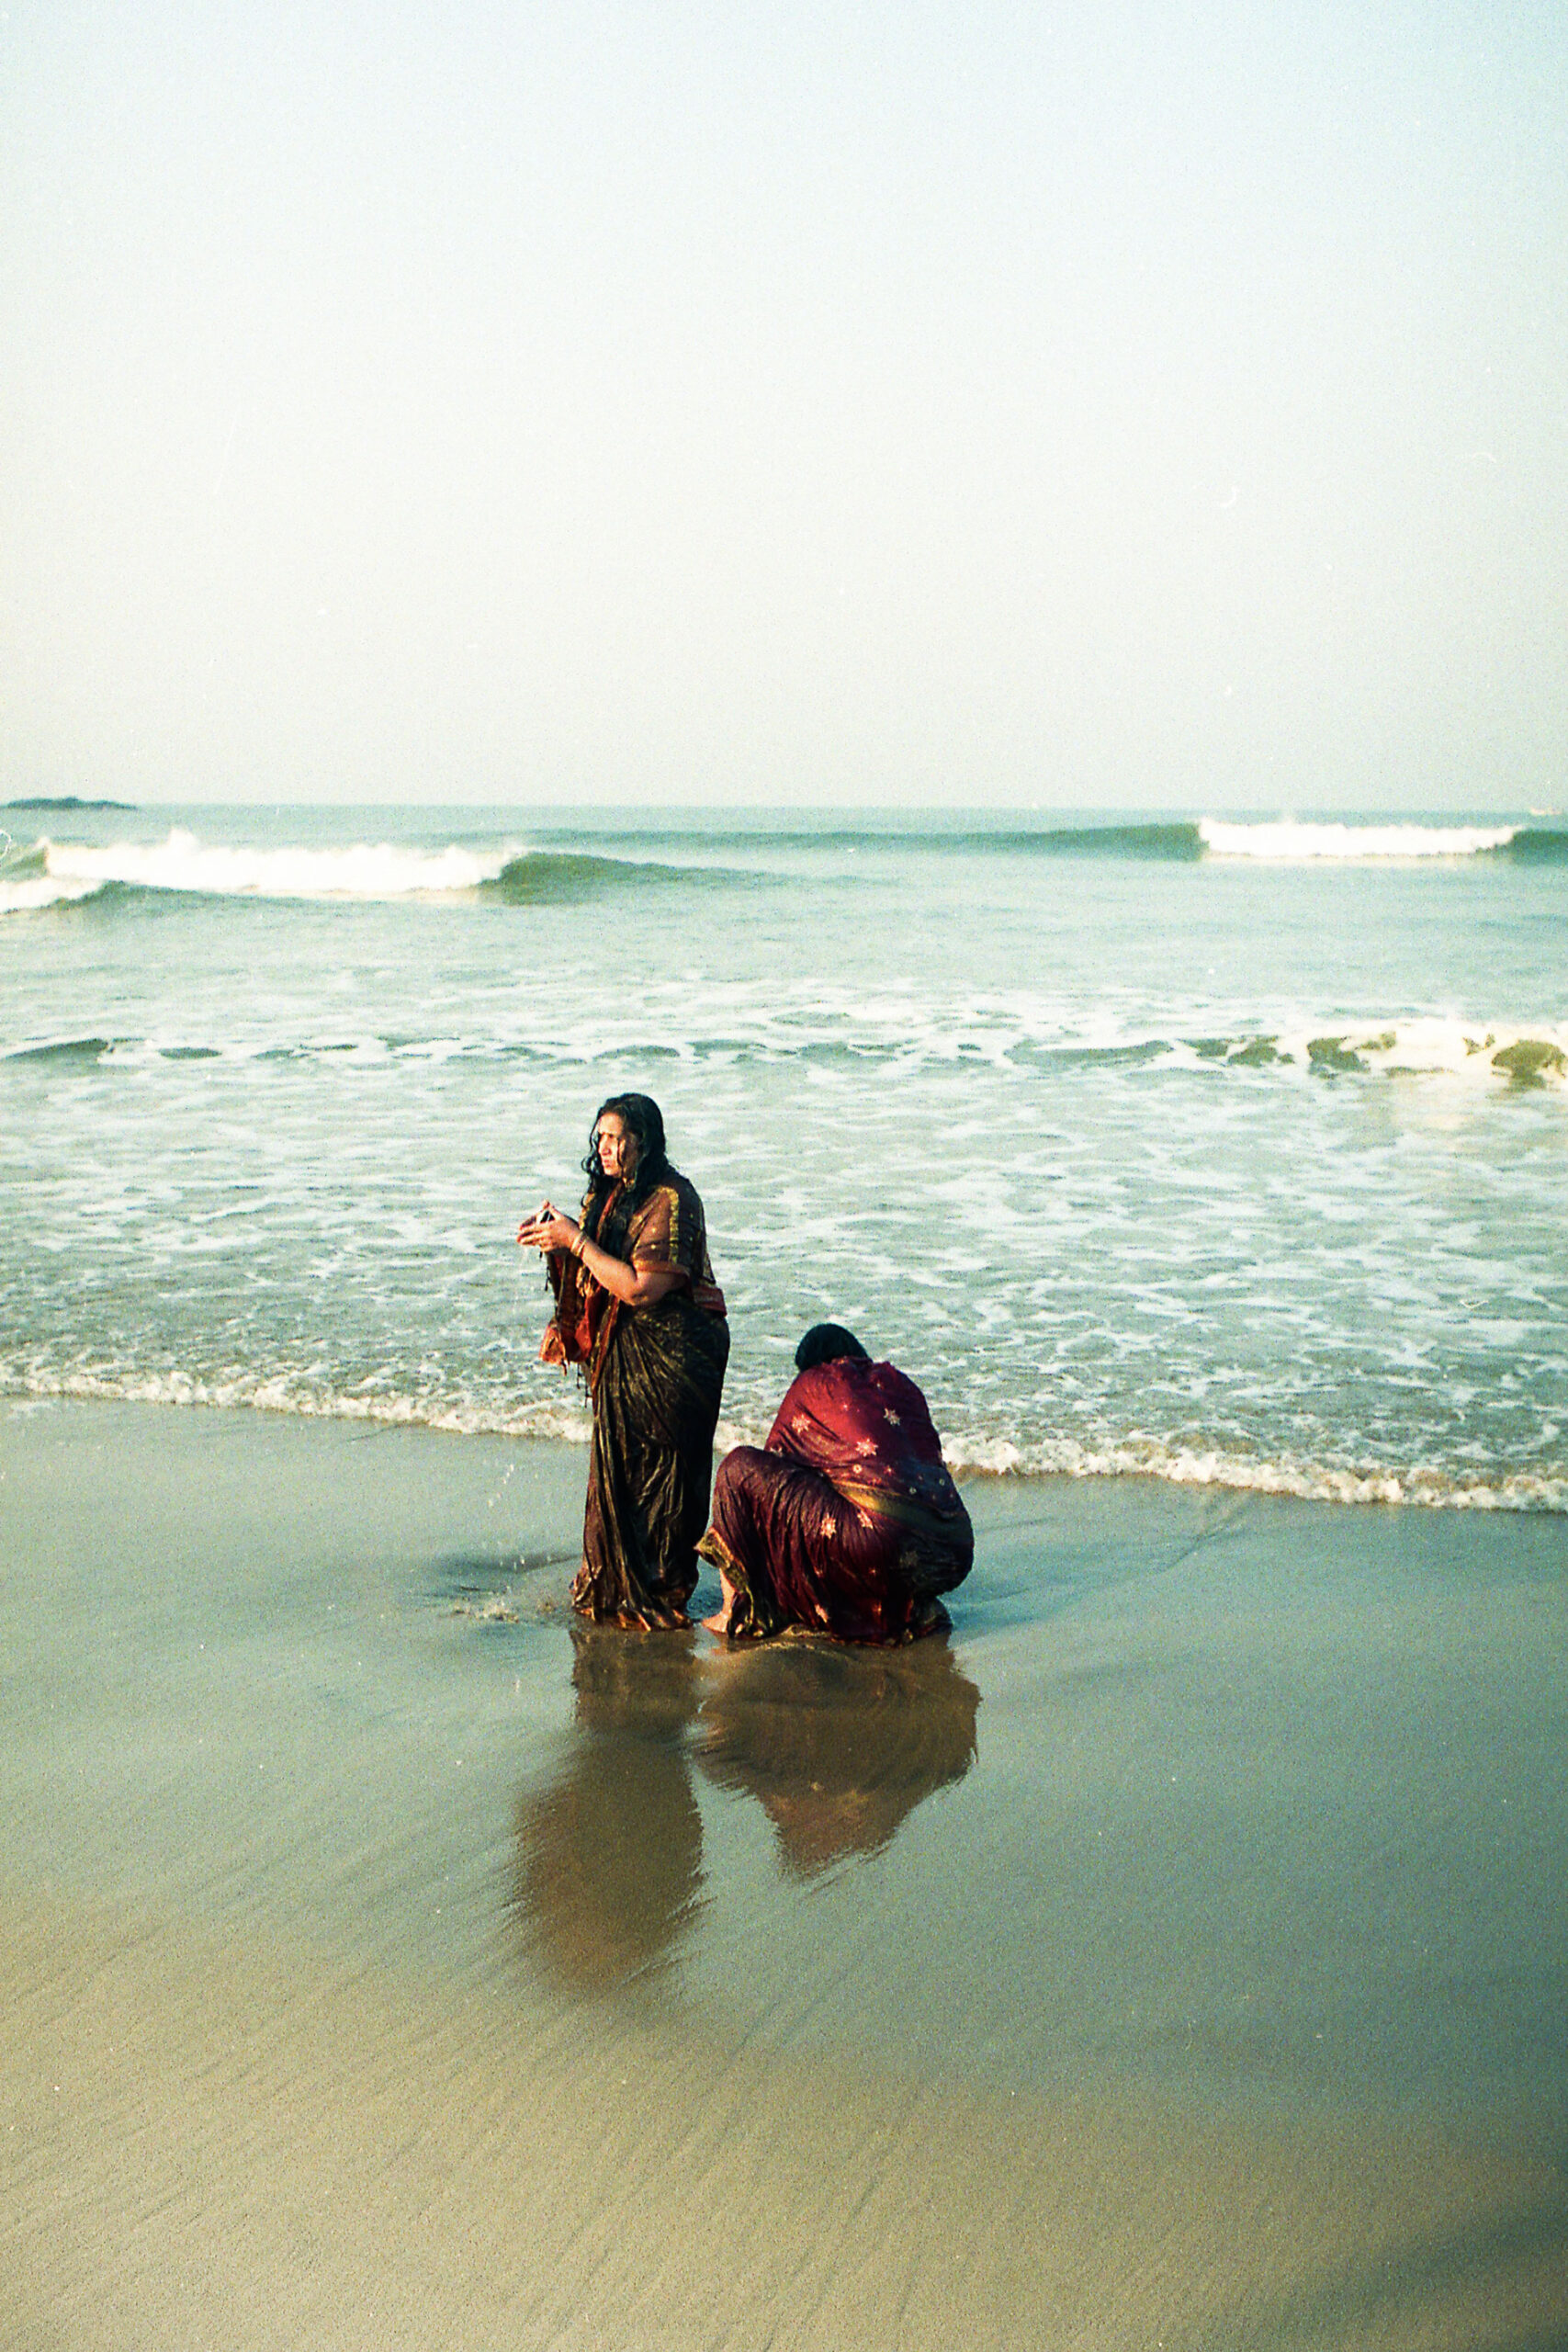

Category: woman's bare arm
[517, 1204, 685, 1308]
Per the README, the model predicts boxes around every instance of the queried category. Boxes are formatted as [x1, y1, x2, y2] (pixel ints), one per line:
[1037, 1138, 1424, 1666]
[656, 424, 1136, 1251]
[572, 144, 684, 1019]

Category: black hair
[581, 1092, 673, 1207]
[795, 1323, 870, 1373]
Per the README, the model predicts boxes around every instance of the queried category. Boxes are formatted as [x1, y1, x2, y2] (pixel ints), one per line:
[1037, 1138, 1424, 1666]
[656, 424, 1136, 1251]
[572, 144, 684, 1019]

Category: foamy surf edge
[5, 1009, 1565, 1083]
[6, 1367, 1562, 1513]
[0, 1364, 593, 1444]
[939, 1429, 1568, 1511]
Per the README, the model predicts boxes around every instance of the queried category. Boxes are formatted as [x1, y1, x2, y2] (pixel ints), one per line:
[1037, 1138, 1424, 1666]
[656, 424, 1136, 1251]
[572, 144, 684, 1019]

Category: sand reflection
[696, 1635, 981, 1877]
[513, 1623, 705, 1992]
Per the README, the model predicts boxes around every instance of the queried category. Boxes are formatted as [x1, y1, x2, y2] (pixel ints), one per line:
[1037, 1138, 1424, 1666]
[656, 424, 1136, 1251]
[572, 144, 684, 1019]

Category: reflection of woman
[514, 1623, 704, 1991]
[519, 1094, 728, 1628]
[697, 1636, 980, 1876]
[698, 1324, 974, 1644]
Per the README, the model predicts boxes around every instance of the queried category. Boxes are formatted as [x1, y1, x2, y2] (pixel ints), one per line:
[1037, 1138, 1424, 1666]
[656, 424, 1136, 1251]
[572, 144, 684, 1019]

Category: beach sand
[2, 1399, 1564, 2349]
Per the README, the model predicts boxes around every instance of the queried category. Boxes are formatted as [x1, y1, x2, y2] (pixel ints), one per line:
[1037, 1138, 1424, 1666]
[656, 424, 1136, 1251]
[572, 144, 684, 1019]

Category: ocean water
[3, 801, 1565, 1509]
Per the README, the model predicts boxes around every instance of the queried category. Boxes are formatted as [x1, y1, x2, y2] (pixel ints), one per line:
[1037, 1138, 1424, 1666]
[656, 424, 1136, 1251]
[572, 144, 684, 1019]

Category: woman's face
[594, 1113, 640, 1183]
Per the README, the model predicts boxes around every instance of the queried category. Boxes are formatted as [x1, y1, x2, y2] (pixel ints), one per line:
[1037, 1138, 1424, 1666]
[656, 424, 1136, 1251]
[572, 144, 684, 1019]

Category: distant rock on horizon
[3, 796, 137, 811]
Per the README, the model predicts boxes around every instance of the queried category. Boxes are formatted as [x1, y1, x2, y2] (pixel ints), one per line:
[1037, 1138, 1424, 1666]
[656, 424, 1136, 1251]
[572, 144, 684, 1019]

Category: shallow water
[3, 802, 1566, 1508]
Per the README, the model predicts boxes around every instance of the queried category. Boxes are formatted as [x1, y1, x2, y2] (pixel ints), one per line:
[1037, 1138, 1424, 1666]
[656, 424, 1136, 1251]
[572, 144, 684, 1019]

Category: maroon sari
[698, 1359, 973, 1644]
[541, 1174, 728, 1628]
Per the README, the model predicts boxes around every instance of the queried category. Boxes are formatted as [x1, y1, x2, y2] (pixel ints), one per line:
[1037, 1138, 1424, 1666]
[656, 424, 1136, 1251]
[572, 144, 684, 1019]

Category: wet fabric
[541, 1173, 728, 1628]
[541, 1172, 725, 1382]
[698, 1359, 973, 1644]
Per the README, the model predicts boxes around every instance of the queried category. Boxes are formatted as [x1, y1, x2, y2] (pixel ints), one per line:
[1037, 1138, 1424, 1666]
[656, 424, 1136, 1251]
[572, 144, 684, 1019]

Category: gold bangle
[573, 1227, 588, 1260]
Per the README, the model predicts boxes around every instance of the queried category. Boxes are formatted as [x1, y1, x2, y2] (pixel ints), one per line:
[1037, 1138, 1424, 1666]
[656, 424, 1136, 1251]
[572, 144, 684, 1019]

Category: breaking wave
[977, 817, 1562, 863]
[485, 849, 728, 900]
[6, 818, 1566, 917]
[4, 829, 517, 907]
[1198, 819, 1530, 861]
[0, 828, 745, 915]
[847, 819, 1563, 863]
[8, 1010, 1564, 1084]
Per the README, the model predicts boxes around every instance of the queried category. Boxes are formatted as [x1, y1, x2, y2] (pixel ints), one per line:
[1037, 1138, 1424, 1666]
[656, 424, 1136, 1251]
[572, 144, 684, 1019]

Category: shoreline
[5, 1377, 1563, 1514]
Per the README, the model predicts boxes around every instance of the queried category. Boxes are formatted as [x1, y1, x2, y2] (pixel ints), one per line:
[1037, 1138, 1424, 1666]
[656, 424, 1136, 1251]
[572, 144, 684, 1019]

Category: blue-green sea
[3, 802, 1565, 1507]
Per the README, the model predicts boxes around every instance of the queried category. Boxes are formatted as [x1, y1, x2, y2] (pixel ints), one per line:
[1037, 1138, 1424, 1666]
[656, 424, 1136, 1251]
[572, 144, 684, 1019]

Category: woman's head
[584, 1093, 670, 1197]
[795, 1323, 870, 1374]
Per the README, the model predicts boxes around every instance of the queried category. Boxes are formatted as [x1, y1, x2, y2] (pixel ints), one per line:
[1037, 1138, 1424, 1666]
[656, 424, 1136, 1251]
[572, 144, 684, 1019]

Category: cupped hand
[516, 1200, 575, 1253]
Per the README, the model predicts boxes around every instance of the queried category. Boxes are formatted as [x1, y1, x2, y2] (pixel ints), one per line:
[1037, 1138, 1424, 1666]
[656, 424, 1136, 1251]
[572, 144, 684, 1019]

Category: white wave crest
[28, 829, 517, 903]
[941, 1427, 1567, 1510]
[0, 871, 104, 915]
[1200, 820, 1517, 861]
[5, 1367, 1562, 1513]
[1178, 1015, 1568, 1082]
[2, 1363, 592, 1442]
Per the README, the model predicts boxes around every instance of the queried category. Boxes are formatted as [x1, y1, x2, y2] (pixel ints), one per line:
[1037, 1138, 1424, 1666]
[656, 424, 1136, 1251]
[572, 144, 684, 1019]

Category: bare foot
[701, 1566, 739, 1636]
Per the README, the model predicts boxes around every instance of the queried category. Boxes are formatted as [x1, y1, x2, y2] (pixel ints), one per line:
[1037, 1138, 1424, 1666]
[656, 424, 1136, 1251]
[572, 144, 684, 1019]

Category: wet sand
[2, 1399, 1565, 2349]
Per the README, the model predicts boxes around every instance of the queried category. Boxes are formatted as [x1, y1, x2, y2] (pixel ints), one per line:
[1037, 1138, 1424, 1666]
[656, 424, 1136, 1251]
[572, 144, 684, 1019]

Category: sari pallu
[543, 1175, 728, 1629]
[698, 1360, 973, 1645]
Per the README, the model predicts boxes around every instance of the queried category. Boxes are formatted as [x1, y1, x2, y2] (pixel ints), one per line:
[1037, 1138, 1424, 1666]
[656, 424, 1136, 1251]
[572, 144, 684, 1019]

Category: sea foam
[0, 871, 102, 915]
[6, 1003, 1564, 1082]
[1199, 819, 1517, 860]
[6, 1367, 1563, 1513]
[15, 829, 519, 905]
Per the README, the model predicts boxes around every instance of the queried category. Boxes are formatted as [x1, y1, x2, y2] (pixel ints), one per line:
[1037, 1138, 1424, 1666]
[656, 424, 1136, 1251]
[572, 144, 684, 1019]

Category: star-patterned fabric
[697, 1358, 973, 1644]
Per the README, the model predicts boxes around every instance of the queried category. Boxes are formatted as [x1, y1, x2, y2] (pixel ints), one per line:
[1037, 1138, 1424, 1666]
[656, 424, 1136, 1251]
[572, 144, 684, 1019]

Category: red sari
[698, 1358, 973, 1644]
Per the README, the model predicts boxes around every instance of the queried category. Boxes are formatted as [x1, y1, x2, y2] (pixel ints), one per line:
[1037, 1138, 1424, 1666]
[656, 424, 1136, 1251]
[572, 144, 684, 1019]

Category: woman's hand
[516, 1199, 577, 1255]
[517, 1197, 683, 1309]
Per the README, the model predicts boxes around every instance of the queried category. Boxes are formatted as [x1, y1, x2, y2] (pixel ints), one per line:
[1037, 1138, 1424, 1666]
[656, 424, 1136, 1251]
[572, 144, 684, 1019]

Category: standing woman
[519, 1094, 728, 1628]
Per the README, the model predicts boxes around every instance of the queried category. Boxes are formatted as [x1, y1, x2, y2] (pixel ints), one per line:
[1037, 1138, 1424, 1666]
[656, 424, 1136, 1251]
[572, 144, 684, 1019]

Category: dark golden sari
[542, 1172, 728, 1628]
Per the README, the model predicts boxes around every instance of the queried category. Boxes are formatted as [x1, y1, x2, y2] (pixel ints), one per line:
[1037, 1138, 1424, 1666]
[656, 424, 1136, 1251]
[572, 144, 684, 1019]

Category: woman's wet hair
[795, 1323, 870, 1373]
[583, 1092, 671, 1202]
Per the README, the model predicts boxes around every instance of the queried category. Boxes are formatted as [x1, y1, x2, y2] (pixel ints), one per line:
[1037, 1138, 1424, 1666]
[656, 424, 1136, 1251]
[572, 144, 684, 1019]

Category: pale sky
[2, 0, 1563, 808]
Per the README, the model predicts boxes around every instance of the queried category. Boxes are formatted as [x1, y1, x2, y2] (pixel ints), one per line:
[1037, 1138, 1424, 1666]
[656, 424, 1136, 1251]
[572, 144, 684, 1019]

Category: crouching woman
[699, 1324, 972, 1645]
